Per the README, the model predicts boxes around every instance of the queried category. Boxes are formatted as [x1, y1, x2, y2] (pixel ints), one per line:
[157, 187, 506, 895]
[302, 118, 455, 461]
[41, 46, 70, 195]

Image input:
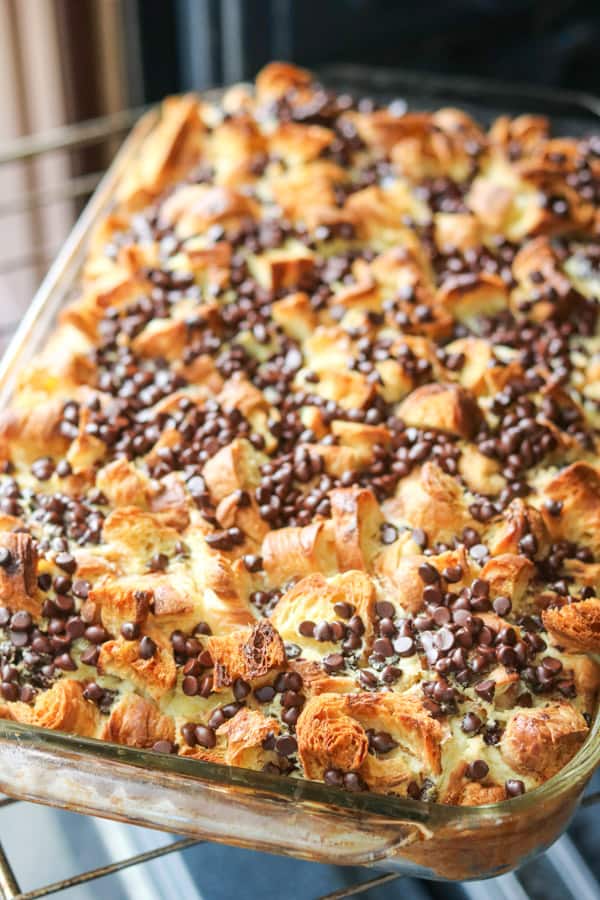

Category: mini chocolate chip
[393, 635, 415, 656]
[120, 621, 140, 640]
[462, 712, 482, 734]
[255, 685, 276, 703]
[492, 596, 512, 616]
[432, 607, 451, 626]
[313, 621, 332, 642]
[208, 709, 227, 729]
[55, 653, 77, 671]
[324, 768, 344, 787]
[150, 552, 169, 572]
[418, 562, 439, 584]
[343, 772, 367, 792]
[544, 499, 562, 517]
[195, 725, 216, 748]
[474, 679, 495, 702]
[198, 673, 213, 697]
[72, 579, 90, 599]
[359, 669, 378, 689]
[81, 645, 100, 666]
[286, 672, 303, 692]
[323, 653, 345, 672]
[434, 628, 455, 652]
[497, 646, 518, 668]
[348, 615, 365, 636]
[442, 565, 463, 583]
[519, 534, 538, 557]
[298, 620, 315, 638]
[275, 735, 298, 757]
[380, 523, 398, 545]
[66, 617, 85, 639]
[333, 602, 354, 619]
[381, 665, 401, 684]
[84, 625, 109, 645]
[182, 675, 199, 696]
[83, 682, 104, 702]
[466, 759, 489, 781]
[139, 636, 157, 659]
[412, 528, 428, 549]
[469, 544, 489, 562]
[505, 779, 525, 797]
[55, 552, 77, 574]
[10, 611, 32, 632]
[370, 731, 397, 754]
[182, 723, 198, 747]
[152, 740, 177, 754]
[0, 549, 13, 569]
[541, 656, 562, 674]
[282, 707, 300, 726]
[233, 677, 251, 700]
[375, 601, 395, 619]
[281, 690, 304, 708]
[471, 579, 489, 598]
[1, 682, 18, 701]
[243, 554, 263, 573]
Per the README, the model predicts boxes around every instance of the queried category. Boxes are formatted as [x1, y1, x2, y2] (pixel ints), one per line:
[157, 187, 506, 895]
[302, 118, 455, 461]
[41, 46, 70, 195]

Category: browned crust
[34, 680, 99, 736]
[217, 707, 280, 767]
[0, 532, 39, 615]
[101, 693, 175, 748]
[329, 487, 383, 571]
[206, 620, 285, 691]
[500, 702, 588, 778]
[542, 598, 600, 653]
[296, 691, 444, 786]
[98, 627, 177, 701]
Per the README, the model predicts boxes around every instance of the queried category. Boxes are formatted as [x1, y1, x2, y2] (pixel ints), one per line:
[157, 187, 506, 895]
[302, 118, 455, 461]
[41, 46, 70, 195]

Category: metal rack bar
[0, 816, 202, 900]
[0, 172, 103, 217]
[581, 792, 600, 808]
[0, 107, 145, 165]
[318, 873, 403, 899]
[0, 843, 20, 900]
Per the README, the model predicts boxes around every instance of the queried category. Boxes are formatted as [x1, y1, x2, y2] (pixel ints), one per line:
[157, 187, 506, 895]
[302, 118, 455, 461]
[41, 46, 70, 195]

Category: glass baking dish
[0, 68, 599, 882]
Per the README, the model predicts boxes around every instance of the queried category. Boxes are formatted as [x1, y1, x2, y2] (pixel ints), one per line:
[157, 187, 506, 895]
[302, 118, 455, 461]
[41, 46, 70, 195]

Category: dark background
[137, 0, 600, 100]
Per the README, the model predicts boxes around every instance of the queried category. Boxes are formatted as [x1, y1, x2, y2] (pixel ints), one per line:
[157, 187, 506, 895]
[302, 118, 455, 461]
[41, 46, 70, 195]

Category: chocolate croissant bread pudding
[0, 62, 599, 809]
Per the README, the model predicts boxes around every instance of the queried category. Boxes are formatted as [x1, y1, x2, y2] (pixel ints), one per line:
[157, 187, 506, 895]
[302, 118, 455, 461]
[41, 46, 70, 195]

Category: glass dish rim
[0, 67, 598, 827]
[1, 707, 599, 824]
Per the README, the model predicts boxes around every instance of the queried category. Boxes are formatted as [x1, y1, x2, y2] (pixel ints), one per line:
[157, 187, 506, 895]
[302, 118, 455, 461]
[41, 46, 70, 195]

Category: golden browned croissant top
[1, 61, 600, 805]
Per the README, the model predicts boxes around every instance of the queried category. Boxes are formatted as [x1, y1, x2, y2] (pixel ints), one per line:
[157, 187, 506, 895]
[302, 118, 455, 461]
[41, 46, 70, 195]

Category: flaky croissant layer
[0, 62, 599, 805]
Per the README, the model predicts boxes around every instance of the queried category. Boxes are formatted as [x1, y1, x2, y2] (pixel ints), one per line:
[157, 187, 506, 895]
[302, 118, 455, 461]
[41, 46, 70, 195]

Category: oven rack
[0, 797, 403, 900]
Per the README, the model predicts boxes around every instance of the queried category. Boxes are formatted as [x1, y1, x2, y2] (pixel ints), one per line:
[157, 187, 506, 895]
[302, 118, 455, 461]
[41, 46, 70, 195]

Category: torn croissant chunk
[206, 620, 286, 691]
[500, 703, 588, 780]
[296, 691, 444, 792]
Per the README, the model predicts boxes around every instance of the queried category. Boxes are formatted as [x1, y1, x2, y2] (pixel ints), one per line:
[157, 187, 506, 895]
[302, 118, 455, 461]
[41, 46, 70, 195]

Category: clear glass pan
[0, 70, 599, 882]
